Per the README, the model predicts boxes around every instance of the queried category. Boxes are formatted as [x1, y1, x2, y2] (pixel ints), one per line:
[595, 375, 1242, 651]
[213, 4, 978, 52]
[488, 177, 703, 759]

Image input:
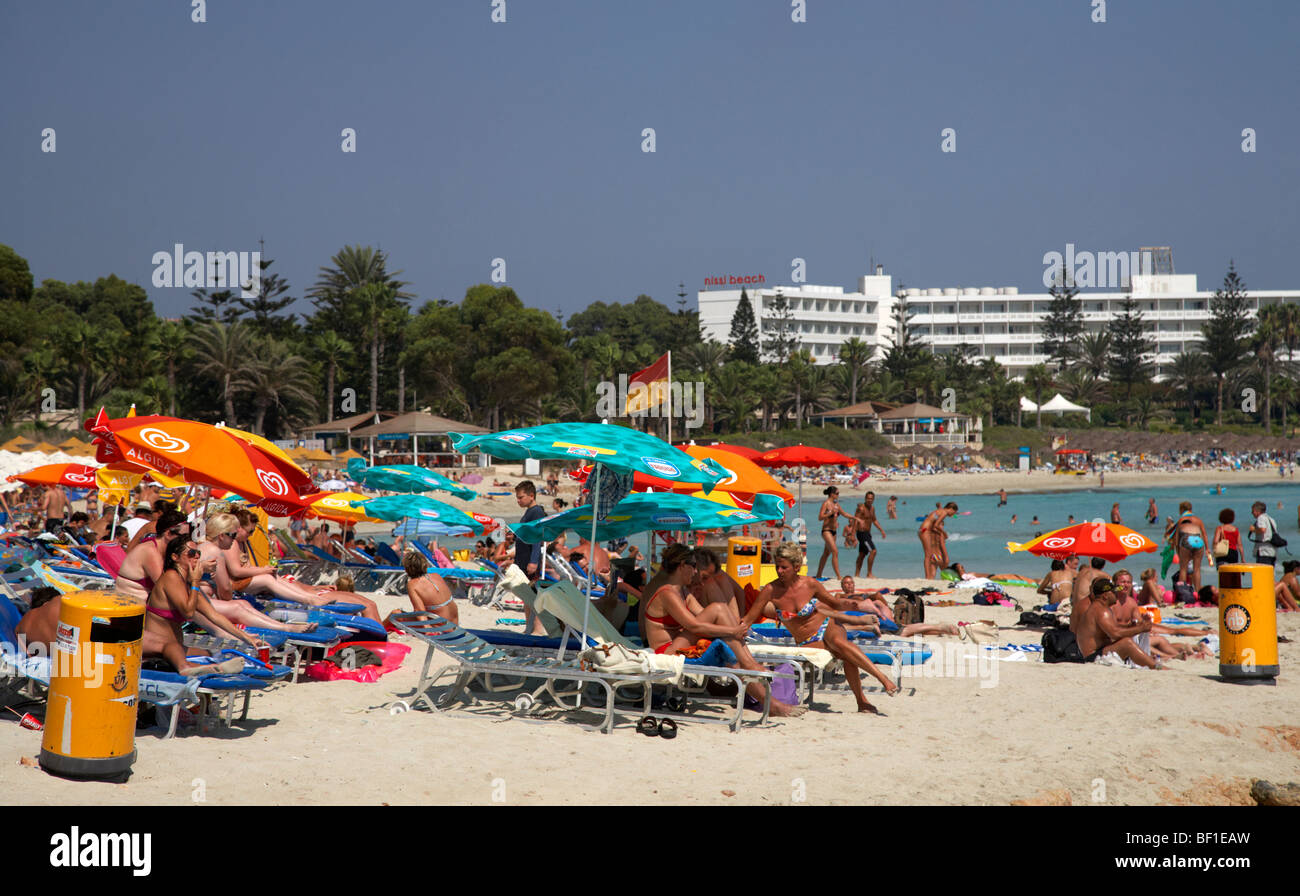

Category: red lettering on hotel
[703, 275, 766, 287]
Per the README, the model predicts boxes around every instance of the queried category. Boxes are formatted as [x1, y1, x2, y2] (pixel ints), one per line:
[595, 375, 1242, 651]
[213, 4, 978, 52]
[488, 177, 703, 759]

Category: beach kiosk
[1216, 564, 1279, 683]
[39, 592, 144, 782]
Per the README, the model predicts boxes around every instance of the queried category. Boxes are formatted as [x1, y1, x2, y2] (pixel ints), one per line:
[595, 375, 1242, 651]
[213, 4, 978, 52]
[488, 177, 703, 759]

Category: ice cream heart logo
[140, 428, 189, 453]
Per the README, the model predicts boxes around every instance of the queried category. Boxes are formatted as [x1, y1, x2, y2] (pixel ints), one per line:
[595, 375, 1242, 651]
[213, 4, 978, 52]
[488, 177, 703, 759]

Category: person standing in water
[918, 502, 958, 579]
[886, 496, 898, 520]
[1110, 503, 1122, 525]
[851, 491, 887, 578]
[1146, 498, 1159, 525]
[815, 487, 854, 580]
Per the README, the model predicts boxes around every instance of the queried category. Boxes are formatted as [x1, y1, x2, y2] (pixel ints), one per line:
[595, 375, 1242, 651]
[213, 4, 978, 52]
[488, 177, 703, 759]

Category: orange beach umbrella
[85, 409, 315, 517]
[1007, 522, 1159, 563]
[7, 463, 100, 489]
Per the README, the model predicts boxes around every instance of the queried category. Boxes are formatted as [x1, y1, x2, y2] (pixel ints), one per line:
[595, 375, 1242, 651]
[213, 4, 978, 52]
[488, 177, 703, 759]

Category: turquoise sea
[791, 481, 1300, 580]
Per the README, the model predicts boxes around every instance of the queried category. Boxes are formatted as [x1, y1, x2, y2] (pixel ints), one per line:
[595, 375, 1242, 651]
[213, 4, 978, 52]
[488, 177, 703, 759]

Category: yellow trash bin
[1216, 564, 1279, 682]
[727, 536, 762, 593]
[39, 591, 144, 781]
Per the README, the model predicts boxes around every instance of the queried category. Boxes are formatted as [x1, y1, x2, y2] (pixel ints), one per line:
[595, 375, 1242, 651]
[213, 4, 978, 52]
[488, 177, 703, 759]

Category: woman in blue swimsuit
[745, 543, 899, 714]
[1169, 501, 1210, 592]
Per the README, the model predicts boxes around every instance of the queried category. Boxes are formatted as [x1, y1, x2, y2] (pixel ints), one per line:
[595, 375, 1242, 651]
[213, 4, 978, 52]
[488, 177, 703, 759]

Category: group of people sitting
[1036, 555, 1216, 668]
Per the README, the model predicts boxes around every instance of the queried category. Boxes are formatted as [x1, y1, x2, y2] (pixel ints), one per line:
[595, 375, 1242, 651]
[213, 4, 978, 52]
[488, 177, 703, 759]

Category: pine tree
[1201, 261, 1252, 424]
[1106, 296, 1156, 402]
[728, 288, 760, 364]
[762, 290, 798, 364]
[1042, 264, 1083, 369]
[189, 255, 241, 324]
[235, 248, 298, 340]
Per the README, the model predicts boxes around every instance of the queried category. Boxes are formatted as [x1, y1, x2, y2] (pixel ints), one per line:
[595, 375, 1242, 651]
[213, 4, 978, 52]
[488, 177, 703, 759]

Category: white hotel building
[698, 256, 1300, 379]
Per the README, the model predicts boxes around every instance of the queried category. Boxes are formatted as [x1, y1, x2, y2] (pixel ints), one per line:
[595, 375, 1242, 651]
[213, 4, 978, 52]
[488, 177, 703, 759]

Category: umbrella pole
[581, 462, 600, 648]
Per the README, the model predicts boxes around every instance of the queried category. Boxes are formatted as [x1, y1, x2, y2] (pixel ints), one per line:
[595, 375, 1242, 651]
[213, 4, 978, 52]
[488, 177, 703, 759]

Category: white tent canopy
[1019, 396, 1039, 412]
[1039, 393, 1091, 421]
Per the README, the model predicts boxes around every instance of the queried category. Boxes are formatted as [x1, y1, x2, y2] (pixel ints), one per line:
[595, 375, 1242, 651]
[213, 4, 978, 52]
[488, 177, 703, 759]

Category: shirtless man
[997, 488, 1007, 508]
[1110, 503, 1122, 525]
[14, 587, 62, 655]
[1074, 577, 1160, 668]
[40, 485, 70, 533]
[1110, 569, 1209, 660]
[1069, 557, 1107, 632]
[690, 548, 745, 617]
[918, 503, 958, 579]
[838, 575, 893, 622]
[1036, 555, 1077, 609]
[1146, 498, 1159, 525]
[852, 491, 886, 578]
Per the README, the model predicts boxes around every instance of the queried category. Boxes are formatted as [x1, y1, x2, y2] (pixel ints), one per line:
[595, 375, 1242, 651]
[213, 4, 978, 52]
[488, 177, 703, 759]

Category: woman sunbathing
[195, 513, 318, 633]
[640, 544, 804, 718]
[143, 535, 263, 676]
[220, 510, 380, 622]
[746, 543, 898, 713]
[114, 509, 190, 600]
[400, 550, 456, 624]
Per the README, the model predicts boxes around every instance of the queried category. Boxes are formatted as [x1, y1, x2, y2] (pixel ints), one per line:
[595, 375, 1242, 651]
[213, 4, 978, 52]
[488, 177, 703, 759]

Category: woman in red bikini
[640, 544, 804, 718]
[143, 535, 263, 676]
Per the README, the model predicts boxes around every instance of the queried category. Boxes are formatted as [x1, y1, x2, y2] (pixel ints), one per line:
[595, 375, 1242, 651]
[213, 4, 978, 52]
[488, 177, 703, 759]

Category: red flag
[625, 352, 669, 414]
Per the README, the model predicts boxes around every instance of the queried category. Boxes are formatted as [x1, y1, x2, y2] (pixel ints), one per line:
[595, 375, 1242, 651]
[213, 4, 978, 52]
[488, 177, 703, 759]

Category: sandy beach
[3, 575, 1296, 806]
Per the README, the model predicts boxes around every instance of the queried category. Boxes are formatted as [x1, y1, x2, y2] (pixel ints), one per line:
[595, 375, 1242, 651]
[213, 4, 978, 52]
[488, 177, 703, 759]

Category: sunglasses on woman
[184, 548, 201, 559]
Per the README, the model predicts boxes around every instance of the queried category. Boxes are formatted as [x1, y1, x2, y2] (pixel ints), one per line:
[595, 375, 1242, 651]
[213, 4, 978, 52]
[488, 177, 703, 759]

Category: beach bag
[578, 641, 651, 675]
[1042, 629, 1084, 663]
[770, 662, 799, 705]
[1213, 539, 1230, 559]
[892, 593, 924, 626]
[972, 583, 1007, 606]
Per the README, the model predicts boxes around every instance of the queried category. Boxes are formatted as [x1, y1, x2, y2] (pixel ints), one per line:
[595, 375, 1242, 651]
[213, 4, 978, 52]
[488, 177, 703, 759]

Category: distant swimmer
[886, 496, 898, 520]
[1010, 514, 1018, 525]
[997, 489, 1007, 507]
[1031, 515, 1040, 526]
[1110, 503, 1122, 525]
[1146, 498, 1159, 524]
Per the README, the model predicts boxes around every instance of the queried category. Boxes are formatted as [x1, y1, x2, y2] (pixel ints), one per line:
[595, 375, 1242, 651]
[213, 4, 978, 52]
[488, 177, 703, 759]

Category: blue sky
[4, 0, 1297, 320]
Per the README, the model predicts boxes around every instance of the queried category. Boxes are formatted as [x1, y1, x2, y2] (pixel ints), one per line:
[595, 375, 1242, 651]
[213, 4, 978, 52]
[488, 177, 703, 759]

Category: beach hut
[351, 411, 489, 467]
[1, 436, 35, 453]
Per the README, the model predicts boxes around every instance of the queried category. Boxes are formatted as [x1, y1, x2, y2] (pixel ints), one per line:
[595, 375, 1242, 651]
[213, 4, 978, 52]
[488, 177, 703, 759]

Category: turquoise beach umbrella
[510, 492, 787, 545]
[349, 494, 485, 533]
[452, 422, 733, 644]
[448, 423, 728, 492]
[346, 458, 477, 501]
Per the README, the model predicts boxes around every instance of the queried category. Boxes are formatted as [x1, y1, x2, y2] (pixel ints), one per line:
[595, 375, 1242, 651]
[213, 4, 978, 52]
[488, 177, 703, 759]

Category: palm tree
[1167, 349, 1208, 419]
[151, 319, 191, 416]
[308, 246, 411, 414]
[58, 319, 106, 425]
[1076, 331, 1113, 380]
[838, 337, 873, 406]
[233, 342, 319, 436]
[1253, 305, 1285, 434]
[189, 320, 253, 425]
[313, 331, 354, 422]
[1022, 364, 1054, 429]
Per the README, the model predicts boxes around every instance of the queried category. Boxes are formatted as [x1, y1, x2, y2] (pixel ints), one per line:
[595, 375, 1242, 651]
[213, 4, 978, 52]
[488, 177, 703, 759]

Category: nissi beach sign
[703, 274, 765, 287]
